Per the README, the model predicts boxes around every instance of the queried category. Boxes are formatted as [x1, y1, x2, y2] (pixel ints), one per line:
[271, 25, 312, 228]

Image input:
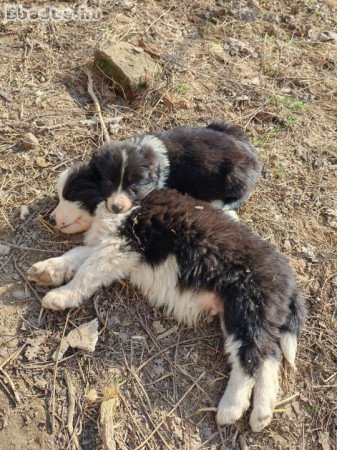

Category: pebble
[12, 289, 26, 301]
[21, 132, 39, 150]
[84, 387, 98, 403]
[0, 243, 10, 255]
[20, 205, 30, 220]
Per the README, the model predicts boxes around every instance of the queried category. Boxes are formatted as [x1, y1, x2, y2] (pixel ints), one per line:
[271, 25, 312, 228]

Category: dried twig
[0, 346, 25, 406]
[100, 393, 120, 450]
[0, 240, 61, 253]
[239, 434, 249, 450]
[134, 371, 205, 450]
[83, 68, 110, 143]
[51, 311, 70, 432]
[275, 392, 300, 407]
[64, 370, 81, 450]
[0, 345, 26, 371]
[0, 369, 21, 404]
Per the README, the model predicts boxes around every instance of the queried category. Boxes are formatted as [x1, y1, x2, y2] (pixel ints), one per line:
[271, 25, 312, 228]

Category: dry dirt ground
[0, 1, 336, 449]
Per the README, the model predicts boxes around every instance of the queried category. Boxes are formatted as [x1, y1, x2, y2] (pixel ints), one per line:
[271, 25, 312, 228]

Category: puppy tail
[206, 121, 248, 141]
[279, 290, 306, 368]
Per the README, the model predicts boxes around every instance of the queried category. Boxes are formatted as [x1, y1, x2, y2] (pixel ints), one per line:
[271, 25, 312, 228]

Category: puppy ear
[140, 144, 160, 178]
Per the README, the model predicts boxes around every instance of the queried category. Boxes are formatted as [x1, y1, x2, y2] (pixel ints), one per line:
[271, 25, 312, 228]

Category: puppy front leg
[28, 246, 92, 286]
[41, 248, 138, 311]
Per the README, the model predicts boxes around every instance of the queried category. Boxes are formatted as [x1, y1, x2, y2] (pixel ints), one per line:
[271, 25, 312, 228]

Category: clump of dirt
[0, 1, 336, 449]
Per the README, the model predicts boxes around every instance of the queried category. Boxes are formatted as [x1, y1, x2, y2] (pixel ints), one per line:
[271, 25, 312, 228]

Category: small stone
[226, 38, 257, 58]
[21, 132, 39, 150]
[95, 42, 161, 99]
[12, 289, 26, 301]
[301, 244, 319, 263]
[318, 431, 331, 450]
[34, 377, 48, 390]
[292, 401, 301, 415]
[317, 30, 337, 42]
[152, 320, 165, 334]
[283, 239, 292, 252]
[0, 243, 10, 255]
[55, 319, 99, 359]
[35, 156, 50, 168]
[84, 387, 98, 403]
[25, 336, 44, 361]
[249, 76, 260, 85]
[20, 205, 29, 220]
[66, 319, 99, 352]
[152, 358, 165, 377]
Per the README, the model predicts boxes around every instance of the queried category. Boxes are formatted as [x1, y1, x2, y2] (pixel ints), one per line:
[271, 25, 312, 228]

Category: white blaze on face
[51, 168, 94, 234]
[106, 193, 133, 214]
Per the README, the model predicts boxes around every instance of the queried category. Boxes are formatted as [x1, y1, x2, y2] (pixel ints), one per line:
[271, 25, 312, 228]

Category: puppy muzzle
[106, 194, 133, 214]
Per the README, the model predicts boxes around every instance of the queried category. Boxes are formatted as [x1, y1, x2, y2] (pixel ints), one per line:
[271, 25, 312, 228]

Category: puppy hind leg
[250, 353, 281, 432]
[217, 335, 255, 425]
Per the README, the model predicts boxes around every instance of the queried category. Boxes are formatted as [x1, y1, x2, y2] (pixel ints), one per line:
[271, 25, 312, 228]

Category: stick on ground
[83, 68, 110, 143]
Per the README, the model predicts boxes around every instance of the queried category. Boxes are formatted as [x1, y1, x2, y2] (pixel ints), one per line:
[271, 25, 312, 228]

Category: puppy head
[51, 164, 103, 234]
[91, 138, 163, 214]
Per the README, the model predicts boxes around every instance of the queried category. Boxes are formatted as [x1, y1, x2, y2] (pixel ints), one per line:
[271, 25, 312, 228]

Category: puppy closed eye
[129, 179, 151, 189]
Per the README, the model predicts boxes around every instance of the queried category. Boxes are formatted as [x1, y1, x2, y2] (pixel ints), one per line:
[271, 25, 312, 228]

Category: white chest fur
[84, 206, 223, 326]
[129, 255, 223, 326]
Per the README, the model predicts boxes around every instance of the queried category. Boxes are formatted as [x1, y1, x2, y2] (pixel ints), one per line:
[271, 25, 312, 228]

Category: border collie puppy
[51, 122, 260, 234]
[28, 189, 305, 432]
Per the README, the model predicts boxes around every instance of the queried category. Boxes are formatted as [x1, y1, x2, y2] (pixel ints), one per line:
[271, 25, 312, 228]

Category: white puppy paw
[223, 210, 240, 221]
[28, 258, 74, 286]
[217, 392, 250, 425]
[42, 288, 80, 311]
[217, 403, 245, 425]
[249, 405, 273, 432]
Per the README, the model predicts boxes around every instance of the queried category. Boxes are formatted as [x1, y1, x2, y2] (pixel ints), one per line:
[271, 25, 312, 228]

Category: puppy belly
[129, 255, 223, 326]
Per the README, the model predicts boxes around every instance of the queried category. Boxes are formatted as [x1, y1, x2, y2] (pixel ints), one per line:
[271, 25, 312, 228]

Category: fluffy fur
[51, 122, 260, 233]
[28, 189, 306, 431]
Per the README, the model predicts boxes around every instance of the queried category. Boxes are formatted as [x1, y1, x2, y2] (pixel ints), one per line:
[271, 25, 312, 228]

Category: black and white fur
[51, 122, 260, 233]
[28, 189, 305, 431]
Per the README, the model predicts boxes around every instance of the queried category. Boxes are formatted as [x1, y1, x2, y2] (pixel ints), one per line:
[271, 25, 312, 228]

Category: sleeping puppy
[28, 189, 306, 431]
[51, 122, 260, 233]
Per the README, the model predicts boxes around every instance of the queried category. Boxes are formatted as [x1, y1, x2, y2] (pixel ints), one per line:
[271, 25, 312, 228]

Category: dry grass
[0, 1, 336, 449]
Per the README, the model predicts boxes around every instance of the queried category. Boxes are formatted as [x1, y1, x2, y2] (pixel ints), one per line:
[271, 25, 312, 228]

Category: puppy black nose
[111, 204, 123, 214]
[49, 214, 56, 226]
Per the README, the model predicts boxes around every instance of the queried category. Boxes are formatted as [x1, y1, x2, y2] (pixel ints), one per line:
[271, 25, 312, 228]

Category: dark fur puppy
[28, 189, 305, 431]
[51, 122, 260, 233]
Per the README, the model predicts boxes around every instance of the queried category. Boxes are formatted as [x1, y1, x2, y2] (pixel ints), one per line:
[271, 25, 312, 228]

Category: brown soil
[0, 1, 336, 449]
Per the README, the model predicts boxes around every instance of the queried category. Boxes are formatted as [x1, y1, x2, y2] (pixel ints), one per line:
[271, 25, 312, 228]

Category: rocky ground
[0, 1, 336, 449]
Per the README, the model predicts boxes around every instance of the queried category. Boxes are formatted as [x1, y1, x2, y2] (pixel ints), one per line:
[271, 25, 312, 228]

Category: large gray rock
[95, 42, 161, 99]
